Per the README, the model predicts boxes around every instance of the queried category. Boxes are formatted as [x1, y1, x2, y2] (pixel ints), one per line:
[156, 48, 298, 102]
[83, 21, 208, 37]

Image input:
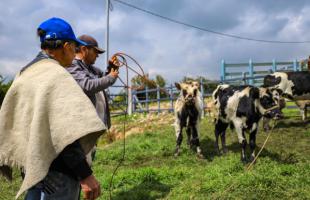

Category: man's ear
[175, 82, 181, 90]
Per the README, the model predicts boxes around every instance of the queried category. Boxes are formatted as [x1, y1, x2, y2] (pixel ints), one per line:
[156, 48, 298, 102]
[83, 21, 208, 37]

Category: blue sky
[1, 0, 310, 86]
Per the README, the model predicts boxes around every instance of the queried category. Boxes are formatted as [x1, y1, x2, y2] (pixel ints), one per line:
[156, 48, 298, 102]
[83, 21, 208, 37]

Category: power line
[113, 0, 310, 44]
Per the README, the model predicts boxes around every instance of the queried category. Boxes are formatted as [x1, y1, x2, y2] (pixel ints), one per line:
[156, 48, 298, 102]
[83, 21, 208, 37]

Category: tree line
[0, 75, 12, 107]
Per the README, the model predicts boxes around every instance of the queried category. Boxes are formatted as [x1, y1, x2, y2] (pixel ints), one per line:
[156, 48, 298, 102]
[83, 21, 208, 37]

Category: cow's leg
[220, 128, 228, 154]
[305, 105, 308, 120]
[215, 120, 228, 155]
[234, 121, 247, 163]
[262, 117, 271, 132]
[186, 126, 191, 146]
[301, 107, 306, 121]
[249, 128, 257, 162]
[191, 121, 204, 158]
[174, 119, 183, 157]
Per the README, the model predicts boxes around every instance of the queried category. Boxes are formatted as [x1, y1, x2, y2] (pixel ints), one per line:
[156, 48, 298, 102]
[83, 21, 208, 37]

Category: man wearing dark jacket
[67, 34, 119, 129]
[66, 35, 119, 167]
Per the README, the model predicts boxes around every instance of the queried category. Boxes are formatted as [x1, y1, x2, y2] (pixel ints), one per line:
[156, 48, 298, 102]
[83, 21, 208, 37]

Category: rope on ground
[211, 119, 278, 199]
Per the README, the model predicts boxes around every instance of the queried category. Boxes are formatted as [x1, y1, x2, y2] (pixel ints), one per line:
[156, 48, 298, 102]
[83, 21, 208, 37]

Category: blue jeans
[24, 171, 80, 200]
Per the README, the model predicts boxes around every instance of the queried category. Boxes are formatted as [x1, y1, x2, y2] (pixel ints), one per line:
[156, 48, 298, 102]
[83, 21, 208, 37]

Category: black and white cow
[263, 71, 310, 121]
[174, 81, 204, 158]
[212, 85, 281, 163]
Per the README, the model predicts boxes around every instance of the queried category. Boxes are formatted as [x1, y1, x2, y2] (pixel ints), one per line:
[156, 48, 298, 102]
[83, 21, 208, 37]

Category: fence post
[127, 87, 132, 115]
[242, 72, 247, 85]
[157, 86, 160, 113]
[293, 59, 299, 71]
[200, 78, 204, 118]
[132, 89, 136, 113]
[249, 59, 254, 85]
[272, 59, 277, 72]
[170, 84, 174, 112]
[145, 86, 149, 113]
[221, 59, 226, 83]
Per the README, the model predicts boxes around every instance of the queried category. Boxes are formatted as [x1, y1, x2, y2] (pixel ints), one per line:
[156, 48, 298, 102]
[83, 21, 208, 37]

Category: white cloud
[1, 0, 310, 88]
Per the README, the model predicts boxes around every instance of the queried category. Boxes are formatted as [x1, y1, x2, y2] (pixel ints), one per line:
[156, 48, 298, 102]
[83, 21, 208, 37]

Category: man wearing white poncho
[0, 17, 105, 200]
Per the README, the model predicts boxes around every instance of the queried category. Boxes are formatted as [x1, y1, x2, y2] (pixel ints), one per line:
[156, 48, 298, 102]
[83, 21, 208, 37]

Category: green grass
[1, 109, 309, 200]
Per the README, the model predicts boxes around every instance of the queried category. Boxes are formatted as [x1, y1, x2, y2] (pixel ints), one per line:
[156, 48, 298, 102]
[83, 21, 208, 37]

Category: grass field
[1, 107, 309, 200]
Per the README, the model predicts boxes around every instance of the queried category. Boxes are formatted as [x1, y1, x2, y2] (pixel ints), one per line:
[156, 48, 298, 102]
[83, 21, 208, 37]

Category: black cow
[263, 71, 310, 121]
[212, 85, 281, 163]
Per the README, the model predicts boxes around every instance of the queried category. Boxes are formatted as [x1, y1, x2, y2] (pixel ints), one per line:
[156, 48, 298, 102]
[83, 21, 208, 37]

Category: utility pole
[105, 0, 110, 68]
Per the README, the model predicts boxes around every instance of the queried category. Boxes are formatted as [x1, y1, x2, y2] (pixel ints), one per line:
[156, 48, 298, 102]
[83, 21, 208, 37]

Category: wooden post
[157, 86, 160, 113]
[249, 59, 254, 85]
[272, 59, 277, 72]
[127, 87, 132, 115]
[242, 72, 247, 85]
[132, 89, 136, 113]
[221, 59, 226, 83]
[293, 59, 299, 71]
[170, 84, 174, 112]
[145, 86, 149, 113]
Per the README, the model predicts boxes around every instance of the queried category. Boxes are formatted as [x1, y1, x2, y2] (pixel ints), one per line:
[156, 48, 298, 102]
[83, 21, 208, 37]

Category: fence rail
[109, 59, 309, 115]
[221, 59, 302, 85]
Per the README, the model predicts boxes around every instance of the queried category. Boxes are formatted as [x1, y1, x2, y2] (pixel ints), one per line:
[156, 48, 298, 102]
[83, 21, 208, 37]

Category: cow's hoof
[222, 148, 228, 154]
[264, 127, 270, 132]
[174, 151, 180, 157]
[249, 155, 256, 163]
[214, 148, 221, 155]
[241, 157, 247, 164]
[197, 153, 205, 159]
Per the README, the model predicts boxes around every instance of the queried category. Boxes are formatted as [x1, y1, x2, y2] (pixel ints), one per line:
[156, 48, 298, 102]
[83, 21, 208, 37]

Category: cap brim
[75, 38, 88, 46]
[94, 46, 105, 54]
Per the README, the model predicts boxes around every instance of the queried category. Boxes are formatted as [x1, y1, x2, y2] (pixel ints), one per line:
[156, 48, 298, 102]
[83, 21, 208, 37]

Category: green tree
[0, 75, 13, 107]
[131, 74, 168, 100]
[131, 73, 157, 90]
[155, 75, 166, 88]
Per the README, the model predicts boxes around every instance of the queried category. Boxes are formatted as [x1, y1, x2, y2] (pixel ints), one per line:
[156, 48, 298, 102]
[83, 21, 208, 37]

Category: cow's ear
[193, 81, 200, 88]
[276, 89, 283, 95]
[175, 82, 181, 90]
[250, 87, 260, 99]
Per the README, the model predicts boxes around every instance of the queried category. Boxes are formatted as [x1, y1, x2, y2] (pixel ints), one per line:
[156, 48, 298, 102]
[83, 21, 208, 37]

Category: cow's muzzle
[264, 106, 283, 120]
[185, 96, 195, 105]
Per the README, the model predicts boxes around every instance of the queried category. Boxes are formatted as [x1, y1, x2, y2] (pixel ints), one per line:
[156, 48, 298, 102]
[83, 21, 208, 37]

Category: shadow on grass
[112, 179, 171, 200]
[275, 119, 310, 129]
[221, 141, 299, 165]
[199, 136, 219, 161]
[199, 131, 299, 165]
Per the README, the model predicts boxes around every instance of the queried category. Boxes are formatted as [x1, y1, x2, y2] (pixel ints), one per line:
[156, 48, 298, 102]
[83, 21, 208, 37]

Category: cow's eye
[193, 89, 197, 96]
[260, 96, 275, 108]
[182, 90, 187, 96]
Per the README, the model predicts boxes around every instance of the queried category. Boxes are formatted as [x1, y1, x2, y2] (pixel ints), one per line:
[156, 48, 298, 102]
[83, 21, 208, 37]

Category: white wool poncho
[0, 59, 106, 198]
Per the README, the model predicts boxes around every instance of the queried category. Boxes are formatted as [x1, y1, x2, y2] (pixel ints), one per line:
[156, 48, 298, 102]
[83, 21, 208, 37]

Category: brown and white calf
[174, 81, 204, 158]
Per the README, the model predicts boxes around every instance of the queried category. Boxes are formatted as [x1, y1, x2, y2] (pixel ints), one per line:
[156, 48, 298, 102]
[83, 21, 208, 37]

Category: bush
[0, 75, 12, 107]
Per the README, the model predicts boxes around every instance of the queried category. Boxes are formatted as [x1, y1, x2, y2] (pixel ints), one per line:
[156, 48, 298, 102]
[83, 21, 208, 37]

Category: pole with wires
[105, 0, 110, 69]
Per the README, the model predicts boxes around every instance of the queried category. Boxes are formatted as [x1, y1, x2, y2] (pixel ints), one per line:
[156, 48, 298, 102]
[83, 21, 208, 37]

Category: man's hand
[108, 68, 119, 78]
[80, 175, 101, 200]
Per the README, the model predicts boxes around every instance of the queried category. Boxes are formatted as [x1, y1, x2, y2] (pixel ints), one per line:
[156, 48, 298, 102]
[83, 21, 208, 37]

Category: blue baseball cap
[38, 17, 87, 46]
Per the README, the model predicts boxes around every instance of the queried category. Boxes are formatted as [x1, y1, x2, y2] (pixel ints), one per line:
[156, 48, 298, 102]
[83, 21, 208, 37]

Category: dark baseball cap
[78, 35, 105, 54]
[38, 17, 87, 46]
